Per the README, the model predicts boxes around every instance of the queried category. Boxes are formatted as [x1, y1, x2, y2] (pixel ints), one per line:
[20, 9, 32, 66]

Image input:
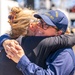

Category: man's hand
[6, 44, 25, 63]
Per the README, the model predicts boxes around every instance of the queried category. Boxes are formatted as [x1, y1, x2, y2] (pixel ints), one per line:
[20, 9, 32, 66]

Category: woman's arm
[0, 34, 10, 50]
[67, 34, 75, 46]
[0, 34, 75, 52]
[34, 34, 75, 56]
[34, 34, 75, 67]
[0, 34, 23, 51]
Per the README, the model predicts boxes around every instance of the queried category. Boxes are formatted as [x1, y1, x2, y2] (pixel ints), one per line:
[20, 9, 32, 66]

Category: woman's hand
[3, 39, 19, 53]
[6, 44, 25, 63]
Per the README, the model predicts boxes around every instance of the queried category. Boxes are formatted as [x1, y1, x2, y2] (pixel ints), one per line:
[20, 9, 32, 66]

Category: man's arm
[0, 34, 22, 51]
[5, 43, 74, 75]
[16, 52, 74, 75]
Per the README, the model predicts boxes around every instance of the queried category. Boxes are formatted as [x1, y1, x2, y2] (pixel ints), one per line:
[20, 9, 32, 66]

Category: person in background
[4, 9, 75, 75]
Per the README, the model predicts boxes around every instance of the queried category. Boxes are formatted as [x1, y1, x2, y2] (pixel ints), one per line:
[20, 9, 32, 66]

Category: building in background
[34, 0, 51, 10]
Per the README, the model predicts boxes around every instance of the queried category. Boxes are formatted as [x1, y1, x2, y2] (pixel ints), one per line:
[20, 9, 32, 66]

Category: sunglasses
[8, 15, 14, 20]
[38, 19, 59, 31]
[38, 20, 50, 30]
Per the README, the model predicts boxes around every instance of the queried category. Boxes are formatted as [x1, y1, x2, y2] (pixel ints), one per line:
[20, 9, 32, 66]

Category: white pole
[46, 0, 50, 10]
[0, 0, 10, 35]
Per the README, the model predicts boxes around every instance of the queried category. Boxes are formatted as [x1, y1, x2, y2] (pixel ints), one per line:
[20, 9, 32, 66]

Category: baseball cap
[34, 10, 68, 33]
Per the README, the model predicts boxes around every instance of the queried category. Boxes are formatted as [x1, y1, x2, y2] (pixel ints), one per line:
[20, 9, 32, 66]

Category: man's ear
[57, 30, 63, 35]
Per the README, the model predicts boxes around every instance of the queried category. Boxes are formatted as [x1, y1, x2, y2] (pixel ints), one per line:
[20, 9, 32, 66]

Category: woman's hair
[8, 6, 37, 39]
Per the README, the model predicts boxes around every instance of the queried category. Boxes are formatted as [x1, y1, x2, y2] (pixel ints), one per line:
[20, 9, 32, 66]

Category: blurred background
[0, 0, 75, 35]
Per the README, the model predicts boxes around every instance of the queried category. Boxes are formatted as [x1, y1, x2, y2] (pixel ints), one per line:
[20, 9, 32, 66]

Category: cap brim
[34, 14, 56, 27]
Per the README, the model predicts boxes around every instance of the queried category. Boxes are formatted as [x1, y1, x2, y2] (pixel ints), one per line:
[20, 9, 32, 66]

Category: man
[5, 10, 75, 75]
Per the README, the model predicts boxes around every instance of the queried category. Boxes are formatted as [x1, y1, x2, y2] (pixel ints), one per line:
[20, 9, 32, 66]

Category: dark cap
[34, 10, 68, 33]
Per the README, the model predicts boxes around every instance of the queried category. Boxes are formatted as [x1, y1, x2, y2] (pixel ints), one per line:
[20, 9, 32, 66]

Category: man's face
[29, 19, 59, 36]
[27, 19, 59, 36]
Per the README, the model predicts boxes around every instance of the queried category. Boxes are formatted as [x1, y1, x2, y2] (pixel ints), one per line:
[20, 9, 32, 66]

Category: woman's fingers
[14, 40, 19, 45]
[6, 45, 18, 54]
[9, 40, 19, 47]
[15, 45, 22, 50]
[6, 54, 12, 59]
[6, 48, 14, 58]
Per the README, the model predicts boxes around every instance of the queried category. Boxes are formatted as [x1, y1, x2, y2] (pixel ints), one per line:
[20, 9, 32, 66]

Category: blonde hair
[8, 7, 37, 39]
